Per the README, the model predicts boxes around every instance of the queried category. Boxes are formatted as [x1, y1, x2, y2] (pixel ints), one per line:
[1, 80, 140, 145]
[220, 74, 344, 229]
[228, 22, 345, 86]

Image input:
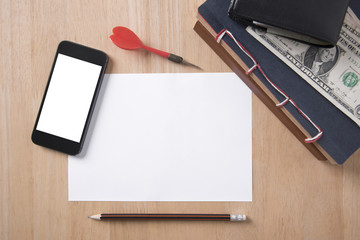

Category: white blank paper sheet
[68, 73, 252, 201]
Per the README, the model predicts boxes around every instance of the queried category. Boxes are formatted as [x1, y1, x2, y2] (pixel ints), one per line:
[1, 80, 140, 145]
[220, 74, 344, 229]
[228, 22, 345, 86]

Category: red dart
[110, 26, 201, 69]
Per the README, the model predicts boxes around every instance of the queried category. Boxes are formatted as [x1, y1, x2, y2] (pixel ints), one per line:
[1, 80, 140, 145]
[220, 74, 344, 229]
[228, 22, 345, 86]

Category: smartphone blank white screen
[36, 54, 102, 142]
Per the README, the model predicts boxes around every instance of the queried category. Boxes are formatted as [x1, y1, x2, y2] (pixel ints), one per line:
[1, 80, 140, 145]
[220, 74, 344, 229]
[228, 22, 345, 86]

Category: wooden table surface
[1, 0, 360, 239]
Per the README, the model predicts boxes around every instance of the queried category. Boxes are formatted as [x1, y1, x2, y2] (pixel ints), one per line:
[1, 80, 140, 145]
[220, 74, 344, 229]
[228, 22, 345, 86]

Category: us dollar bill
[247, 8, 360, 127]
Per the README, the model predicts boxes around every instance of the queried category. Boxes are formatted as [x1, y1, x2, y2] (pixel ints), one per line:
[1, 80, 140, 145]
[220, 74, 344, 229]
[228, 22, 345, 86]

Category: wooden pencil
[88, 213, 246, 221]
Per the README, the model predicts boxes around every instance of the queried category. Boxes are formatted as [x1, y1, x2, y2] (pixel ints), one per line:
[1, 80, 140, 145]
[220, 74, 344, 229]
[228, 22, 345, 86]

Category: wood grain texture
[0, 0, 359, 239]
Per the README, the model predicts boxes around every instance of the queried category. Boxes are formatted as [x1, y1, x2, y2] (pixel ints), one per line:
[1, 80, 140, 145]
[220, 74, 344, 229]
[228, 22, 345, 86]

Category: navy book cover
[198, 0, 360, 164]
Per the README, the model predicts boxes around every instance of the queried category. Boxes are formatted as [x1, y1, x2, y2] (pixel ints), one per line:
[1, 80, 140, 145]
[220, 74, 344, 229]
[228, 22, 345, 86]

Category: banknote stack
[247, 8, 360, 126]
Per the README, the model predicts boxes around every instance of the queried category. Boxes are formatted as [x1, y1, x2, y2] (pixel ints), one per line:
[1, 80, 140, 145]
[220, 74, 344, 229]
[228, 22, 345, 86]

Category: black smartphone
[32, 41, 108, 155]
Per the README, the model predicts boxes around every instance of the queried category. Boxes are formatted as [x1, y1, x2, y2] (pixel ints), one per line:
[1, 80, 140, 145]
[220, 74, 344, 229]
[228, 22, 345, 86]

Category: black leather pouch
[228, 0, 350, 46]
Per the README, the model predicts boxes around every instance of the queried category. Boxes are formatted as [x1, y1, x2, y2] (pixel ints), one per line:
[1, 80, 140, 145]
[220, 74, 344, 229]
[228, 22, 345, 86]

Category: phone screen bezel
[31, 41, 108, 155]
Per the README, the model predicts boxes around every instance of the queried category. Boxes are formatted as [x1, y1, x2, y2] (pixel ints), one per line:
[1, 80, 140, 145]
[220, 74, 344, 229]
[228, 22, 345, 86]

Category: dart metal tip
[181, 59, 202, 70]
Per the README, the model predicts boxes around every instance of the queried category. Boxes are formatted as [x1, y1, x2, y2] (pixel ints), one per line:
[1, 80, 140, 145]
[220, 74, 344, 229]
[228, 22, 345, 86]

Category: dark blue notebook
[197, 0, 360, 164]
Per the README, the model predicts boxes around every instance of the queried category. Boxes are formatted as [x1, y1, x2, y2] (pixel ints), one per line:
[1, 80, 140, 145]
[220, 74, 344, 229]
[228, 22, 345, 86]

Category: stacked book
[194, 0, 360, 164]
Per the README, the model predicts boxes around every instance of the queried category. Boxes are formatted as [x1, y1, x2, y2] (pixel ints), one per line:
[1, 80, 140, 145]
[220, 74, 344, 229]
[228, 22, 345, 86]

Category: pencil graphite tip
[88, 214, 101, 220]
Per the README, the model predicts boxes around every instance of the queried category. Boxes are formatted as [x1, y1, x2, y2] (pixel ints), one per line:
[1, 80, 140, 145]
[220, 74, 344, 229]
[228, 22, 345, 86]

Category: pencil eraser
[230, 214, 246, 221]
